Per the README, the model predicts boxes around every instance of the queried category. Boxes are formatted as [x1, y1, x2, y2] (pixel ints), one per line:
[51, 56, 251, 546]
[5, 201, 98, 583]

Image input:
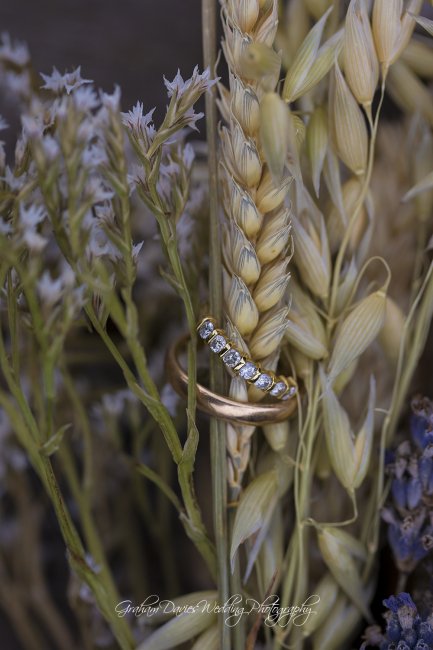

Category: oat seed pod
[344, 0, 379, 110]
[230, 470, 279, 571]
[284, 312, 329, 360]
[262, 420, 290, 451]
[330, 63, 369, 176]
[320, 373, 357, 489]
[260, 92, 290, 182]
[317, 527, 370, 621]
[283, 7, 332, 102]
[301, 573, 339, 637]
[372, 0, 402, 73]
[312, 594, 364, 650]
[379, 296, 405, 364]
[291, 213, 331, 300]
[136, 594, 218, 650]
[387, 60, 433, 126]
[327, 288, 387, 382]
[259, 506, 284, 591]
[401, 39, 433, 80]
[321, 370, 376, 490]
[304, 0, 332, 20]
[307, 106, 328, 197]
[291, 280, 328, 347]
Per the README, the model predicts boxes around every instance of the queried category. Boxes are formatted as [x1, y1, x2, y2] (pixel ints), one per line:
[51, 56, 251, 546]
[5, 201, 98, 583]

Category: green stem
[202, 0, 230, 647]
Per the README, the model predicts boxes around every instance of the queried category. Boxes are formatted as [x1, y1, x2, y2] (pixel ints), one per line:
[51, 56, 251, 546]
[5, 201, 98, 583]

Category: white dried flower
[37, 271, 64, 306]
[0, 33, 30, 66]
[40, 66, 92, 94]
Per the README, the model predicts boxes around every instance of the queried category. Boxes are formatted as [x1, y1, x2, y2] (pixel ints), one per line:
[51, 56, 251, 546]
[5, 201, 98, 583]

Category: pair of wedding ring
[165, 317, 298, 426]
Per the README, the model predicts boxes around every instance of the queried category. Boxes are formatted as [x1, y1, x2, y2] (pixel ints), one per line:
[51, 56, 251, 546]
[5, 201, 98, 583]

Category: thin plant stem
[202, 0, 230, 647]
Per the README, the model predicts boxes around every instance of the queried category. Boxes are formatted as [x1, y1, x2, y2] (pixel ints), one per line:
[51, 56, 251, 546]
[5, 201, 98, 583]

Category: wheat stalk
[219, 0, 293, 495]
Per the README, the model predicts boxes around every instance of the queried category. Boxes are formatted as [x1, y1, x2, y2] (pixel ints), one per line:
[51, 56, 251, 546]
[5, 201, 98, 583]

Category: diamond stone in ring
[270, 381, 287, 397]
[222, 348, 242, 368]
[239, 361, 258, 380]
[209, 335, 227, 353]
[255, 373, 273, 391]
[199, 320, 215, 340]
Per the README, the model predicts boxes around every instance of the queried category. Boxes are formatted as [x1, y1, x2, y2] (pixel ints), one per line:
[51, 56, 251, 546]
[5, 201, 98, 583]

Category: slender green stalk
[202, 0, 230, 647]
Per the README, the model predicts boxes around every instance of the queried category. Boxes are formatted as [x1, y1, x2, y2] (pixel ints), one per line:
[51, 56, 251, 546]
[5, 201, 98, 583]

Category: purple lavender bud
[392, 478, 408, 510]
[418, 453, 433, 491]
[388, 525, 413, 569]
[415, 642, 431, 650]
[420, 619, 433, 643]
[396, 641, 411, 650]
[397, 605, 417, 631]
[428, 471, 433, 496]
[407, 478, 423, 509]
[411, 413, 433, 450]
[386, 615, 402, 643]
[402, 627, 417, 645]
[385, 449, 396, 465]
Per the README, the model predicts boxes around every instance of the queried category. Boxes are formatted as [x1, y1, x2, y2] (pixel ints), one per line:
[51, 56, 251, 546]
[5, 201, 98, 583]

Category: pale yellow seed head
[227, 275, 260, 335]
[401, 38, 433, 83]
[239, 42, 281, 80]
[263, 421, 290, 452]
[228, 174, 263, 238]
[284, 312, 329, 360]
[231, 118, 263, 187]
[302, 574, 339, 637]
[328, 288, 387, 382]
[291, 213, 331, 300]
[330, 63, 369, 176]
[372, 0, 401, 73]
[249, 306, 289, 358]
[253, 259, 291, 312]
[234, 0, 260, 33]
[230, 74, 261, 136]
[317, 527, 370, 621]
[387, 60, 433, 126]
[379, 296, 405, 365]
[291, 347, 314, 381]
[256, 207, 292, 264]
[307, 106, 328, 197]
[304, 0, 332, 20]
[283, 7, 332, 102]
[231, 222, 262, 284]
[344, 0, 379, 109]
[260, 92, 290, 182]
[256, 168, 292, 213]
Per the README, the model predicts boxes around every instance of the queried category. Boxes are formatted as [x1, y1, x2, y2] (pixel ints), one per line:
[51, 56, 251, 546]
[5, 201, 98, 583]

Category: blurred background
[0, 0, 204, 129]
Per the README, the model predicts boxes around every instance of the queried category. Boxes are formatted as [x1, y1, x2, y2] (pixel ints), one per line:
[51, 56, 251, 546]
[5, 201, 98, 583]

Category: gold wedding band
[166, 334, 298, 426]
